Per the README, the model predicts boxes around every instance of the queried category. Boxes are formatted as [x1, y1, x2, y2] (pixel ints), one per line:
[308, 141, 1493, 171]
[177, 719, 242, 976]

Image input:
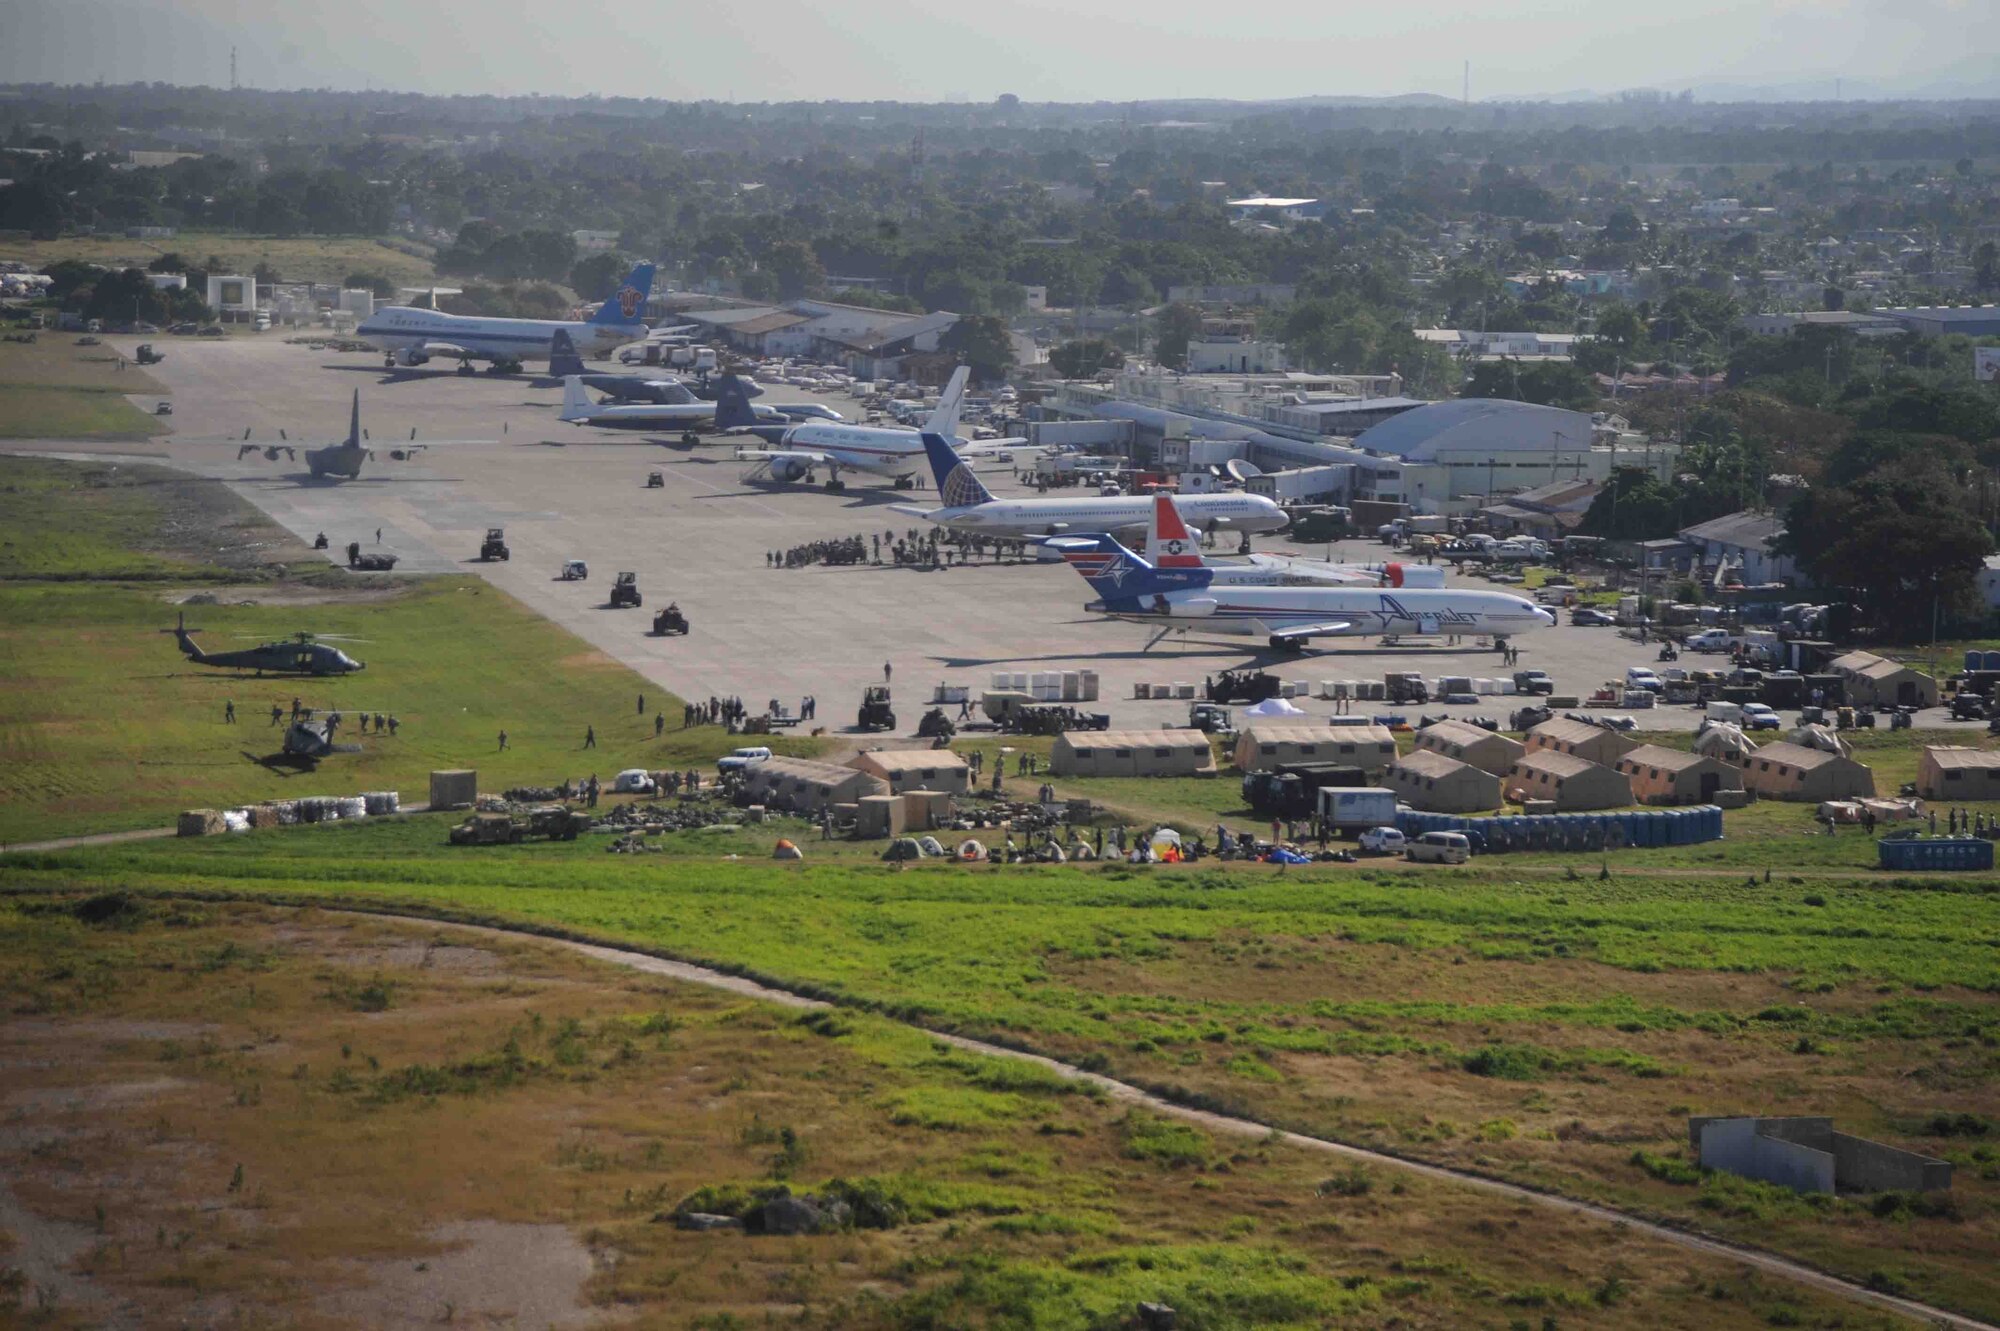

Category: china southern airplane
[357, 262, 655, 374]
[730, 367, 1022, 490]
[896, 431, 1289, 540]
[1047, 529, 1554, 651]
[1140, 492, 1445, 588]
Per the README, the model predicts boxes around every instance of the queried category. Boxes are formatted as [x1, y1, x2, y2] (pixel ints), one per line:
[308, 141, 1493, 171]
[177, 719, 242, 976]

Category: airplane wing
[956, 437, 1030, 457]
[733, 448, 833, 464]
[1256, 620, 1355, 641]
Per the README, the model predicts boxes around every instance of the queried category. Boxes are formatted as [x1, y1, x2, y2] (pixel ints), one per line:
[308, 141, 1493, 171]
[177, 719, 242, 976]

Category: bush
[1316, 1166, 1373, 1197]
[1630, 1149, 1702, 1185]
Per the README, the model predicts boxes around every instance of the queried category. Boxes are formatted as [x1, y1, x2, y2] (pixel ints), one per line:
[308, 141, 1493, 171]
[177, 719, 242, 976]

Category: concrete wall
[1699, 1118, 1835, 1194]
[1832, 1133, 1954, 1193]
[1690, 1116, 1951, 1194]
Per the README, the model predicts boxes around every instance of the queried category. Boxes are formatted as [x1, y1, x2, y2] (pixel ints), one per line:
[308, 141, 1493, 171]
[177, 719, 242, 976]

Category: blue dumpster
[1878, 837, 1994, 872]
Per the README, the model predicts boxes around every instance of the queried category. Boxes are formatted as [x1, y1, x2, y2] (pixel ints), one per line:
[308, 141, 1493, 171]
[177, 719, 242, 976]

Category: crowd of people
[766, 529, 1040, 571]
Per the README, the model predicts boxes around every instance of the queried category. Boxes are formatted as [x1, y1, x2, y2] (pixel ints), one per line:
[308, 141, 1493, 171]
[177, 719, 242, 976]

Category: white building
[1677, 511, 1800, 586]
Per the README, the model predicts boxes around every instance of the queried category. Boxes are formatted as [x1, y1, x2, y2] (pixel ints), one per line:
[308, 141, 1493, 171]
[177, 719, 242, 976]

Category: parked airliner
[731, 367, 1020, 489]
[1141, 492, 1445, 588]
[356, 262, 654, 374]
[898, 432, 1288, 539]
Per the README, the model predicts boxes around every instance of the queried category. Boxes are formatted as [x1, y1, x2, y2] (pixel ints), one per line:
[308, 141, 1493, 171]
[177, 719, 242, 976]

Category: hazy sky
[4, 0, 1994, 102]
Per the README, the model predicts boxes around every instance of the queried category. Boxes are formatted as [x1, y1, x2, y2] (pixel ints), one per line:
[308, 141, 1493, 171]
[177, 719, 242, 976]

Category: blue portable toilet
[1664, 809, 1686, 845]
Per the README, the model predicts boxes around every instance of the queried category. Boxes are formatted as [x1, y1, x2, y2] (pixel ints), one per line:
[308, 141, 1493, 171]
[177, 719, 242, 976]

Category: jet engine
[392, 347, 430, 367]
[769, 457, 812, 483]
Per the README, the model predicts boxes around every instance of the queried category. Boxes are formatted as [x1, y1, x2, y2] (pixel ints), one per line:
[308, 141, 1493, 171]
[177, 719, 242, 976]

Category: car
[1405, 831, 1471, 864]
[1686, 629, 1733, 653]
[1740, 703, 1782, 730]
[1625, 667, 1664, 692]
[168, 322, 199, 335]
[132, 321, 160, 334]
[1570, 607, 1614, 626]
[1357, 826, 1407, 856]
[716, 745, 772, 774]
[198, 325, 226, 337]
[611, 768, 657, 794]
[560, 559, 588, 581]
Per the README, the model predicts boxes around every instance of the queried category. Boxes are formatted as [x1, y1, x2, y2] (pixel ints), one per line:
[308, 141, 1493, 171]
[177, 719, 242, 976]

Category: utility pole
[230, 46, 238, 92]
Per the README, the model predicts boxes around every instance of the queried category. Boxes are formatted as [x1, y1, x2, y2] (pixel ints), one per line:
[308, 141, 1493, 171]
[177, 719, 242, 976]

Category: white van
[1704, 700, 1744, 725]
[1405, 831, 1472, 864]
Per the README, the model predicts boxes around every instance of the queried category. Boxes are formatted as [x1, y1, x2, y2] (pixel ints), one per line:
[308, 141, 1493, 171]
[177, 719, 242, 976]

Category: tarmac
[10, 335, 1972, 737]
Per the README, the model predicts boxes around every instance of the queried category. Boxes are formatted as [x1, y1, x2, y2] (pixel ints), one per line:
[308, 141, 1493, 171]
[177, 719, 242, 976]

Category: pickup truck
[716, 746, 772, 774]
[1512, 669, 1554, 696]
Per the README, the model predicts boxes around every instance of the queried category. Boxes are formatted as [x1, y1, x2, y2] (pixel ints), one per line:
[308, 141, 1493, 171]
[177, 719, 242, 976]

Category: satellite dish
[1224, 458, 1264, 483]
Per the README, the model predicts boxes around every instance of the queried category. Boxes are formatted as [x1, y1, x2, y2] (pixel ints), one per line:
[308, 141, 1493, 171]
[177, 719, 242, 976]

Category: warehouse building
[1051, 730, 1217, 778]
[1413, 719, 1525, 776]
[739, 756, 888, 814]
[1524, 717, 1637, 768]
[1730, 742, 1875, 802]
[1614, 743, 1743, 805]
[1875, 305, 2000, 339]
[1234, 724, 1396, 776]
[1387, 749, 1502, 813]
[1507, 751, 1633, 811]
[1915, 746, 2000, 800]
[846, 750, 971, 795]
[1826, 651, 1937, 710]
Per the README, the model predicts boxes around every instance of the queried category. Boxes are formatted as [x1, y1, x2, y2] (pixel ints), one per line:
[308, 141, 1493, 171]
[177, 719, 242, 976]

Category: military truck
[447, 806, 591, 845]
[858, 685, 896, 731]
[1385, 672, 1430, 705]
[1242, 763, 1368, 818]
[1206, 669, 1281, 704]
[609, 571, 642, 609]
[480, 528, 510, 561]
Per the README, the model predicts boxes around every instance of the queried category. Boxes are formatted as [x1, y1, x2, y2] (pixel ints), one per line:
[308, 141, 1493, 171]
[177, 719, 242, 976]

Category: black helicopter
[164, 613, 367, 676]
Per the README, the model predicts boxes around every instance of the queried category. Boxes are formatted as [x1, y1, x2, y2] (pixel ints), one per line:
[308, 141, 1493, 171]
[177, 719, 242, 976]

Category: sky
[4, 0, 1996, 103]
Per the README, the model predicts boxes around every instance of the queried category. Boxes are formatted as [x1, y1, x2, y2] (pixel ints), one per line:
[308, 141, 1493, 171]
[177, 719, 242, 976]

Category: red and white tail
[1145, 492, 1204, 569]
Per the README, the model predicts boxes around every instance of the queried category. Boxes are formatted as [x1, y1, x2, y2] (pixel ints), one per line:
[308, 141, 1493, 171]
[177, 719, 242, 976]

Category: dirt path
[112, 895, 1990, 1331]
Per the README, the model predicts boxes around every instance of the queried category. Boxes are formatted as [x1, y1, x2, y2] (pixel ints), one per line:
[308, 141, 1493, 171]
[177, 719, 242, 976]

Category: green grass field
[6, 826, 1996, 1321]
[0, 231, 438, 289]
[0, 336, 169, 438]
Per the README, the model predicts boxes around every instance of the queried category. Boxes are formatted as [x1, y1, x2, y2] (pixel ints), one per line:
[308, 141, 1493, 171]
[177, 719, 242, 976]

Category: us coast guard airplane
[358, 262, 655, 374]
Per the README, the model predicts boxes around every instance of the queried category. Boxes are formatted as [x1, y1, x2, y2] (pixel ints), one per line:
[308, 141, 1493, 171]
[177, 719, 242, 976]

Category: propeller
[159, 611, 204, 634]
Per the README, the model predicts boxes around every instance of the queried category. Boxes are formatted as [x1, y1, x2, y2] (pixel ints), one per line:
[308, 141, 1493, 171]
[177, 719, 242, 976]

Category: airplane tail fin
[549, 328, 586, 377]
[163, 611, 207, 662]
[559, 376, 593, 422]
[346, 389, 361, 449]
[591, 262, 655, 325]
[711, 373, 762, 431]
[1145, 492, 1205, 569]
[922, 365, 971, 438]
[920, 432, 993, 507]
[1044, 534, 1208, 602]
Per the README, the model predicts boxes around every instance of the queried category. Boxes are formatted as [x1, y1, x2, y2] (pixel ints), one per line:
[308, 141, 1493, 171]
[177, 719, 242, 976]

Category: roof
[1830, 650, 1929, 681]
[1679, 510, 1785, 551]
[1746, 742, 1858, 771]
[689, 304, 788, 327]
[728, 311, 812, 336]
[1922, 746, 2000, 771]
[1057, 730, 1214, 749]
[1510, 478, 1601, 510]
[1228, 196, 1317, 208]
[1282, 396, 1428, 418]
[1394, 749, 1490, 780]
[850, 749, 968, 774]
[1418, 719, 1517, 750]
[815, 310, 958, 354]
[1877, 305, 2000, 325]
[1514, 750, 1616, 780]
[1240, 723, 1395, 746]
[1617, 743, 1721, 773]
[1529, 717, 1619, 748]
[748, 756, 877, 785]
[1348, 398, 1598, 463]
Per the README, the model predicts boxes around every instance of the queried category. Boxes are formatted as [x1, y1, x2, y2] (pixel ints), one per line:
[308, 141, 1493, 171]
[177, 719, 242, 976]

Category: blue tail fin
[1043, 534, 1213, 602]
[711, 374, 761, 431]
[920, 432, 994, 507]
[549, 328, 586, 377]
[590, 262, 655, 325]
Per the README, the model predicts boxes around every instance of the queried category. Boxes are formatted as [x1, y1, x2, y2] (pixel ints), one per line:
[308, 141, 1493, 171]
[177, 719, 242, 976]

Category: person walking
[497, 729, 508, 751]
[387, 715, 399, 736]
[637, 694, 645, 716]
[270, 703, 283, 726]
[584, 725, 596, 749]
[883, 660, 893, 684]
[223, 699, 235, 724]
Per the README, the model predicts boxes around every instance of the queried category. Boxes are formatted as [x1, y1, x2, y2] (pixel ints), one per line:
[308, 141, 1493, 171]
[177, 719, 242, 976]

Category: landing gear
[893, 475, 915, 490]
[1269, 635, 1306, 654]
[457, 361, 476, 376]
[383, 355, 396, 369]
[1238, 533, 1253, 555]
[824, 477, 846, 492]
[681, 430, 699, 447]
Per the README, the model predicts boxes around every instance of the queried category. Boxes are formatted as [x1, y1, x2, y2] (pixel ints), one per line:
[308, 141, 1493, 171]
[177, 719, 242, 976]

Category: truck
[1242, 763, 1367, 818]
[447, 806, 591, 845]
[1317, 787, 1401, 835]
[1512, 669, 1554, 696]
[609, 571, 642, 608]
[716, 746, 772, 774]
[1384, 672, 1430, 705]
[480, 528, 510, 561]
[1187, 702, 1234, 735]
[858, 685, 895, 731]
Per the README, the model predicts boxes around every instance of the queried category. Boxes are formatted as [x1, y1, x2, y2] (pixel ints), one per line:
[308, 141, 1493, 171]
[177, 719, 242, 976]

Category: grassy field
[0, 897, 1908, 1329]
[0, 231, 438, 289]
[7, 825, 1995, 1322]
[0, 456, 822, 843]
[0, 335, 169, 439]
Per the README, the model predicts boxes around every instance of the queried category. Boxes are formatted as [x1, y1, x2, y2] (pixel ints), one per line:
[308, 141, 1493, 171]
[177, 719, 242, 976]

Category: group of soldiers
[245, 697, 398, 736]
[765, 529, 1041, 571]
[684, 696, 748, 728]
[767, 536, 868, 568]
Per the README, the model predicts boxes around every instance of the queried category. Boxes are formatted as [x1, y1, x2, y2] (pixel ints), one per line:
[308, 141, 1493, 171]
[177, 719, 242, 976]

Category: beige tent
[1051, 730, 1217, 778]
[740, 756, 889, 814]
[1524, 717, 1637, 767]
[1828, 651, 1938, 709]
[1388, 749, 1502, 813]
[1233, 724, 1396, 776]
[1731, 742, 1874, 802]
[1693, 723, 1757, 763]
[1507, 750, 1633, 811]
[1614, 743, 1743, 805]
[1413, 719, 1525, 776]
[847, 749, 970, 794]
[1915, 746, 2000, 800]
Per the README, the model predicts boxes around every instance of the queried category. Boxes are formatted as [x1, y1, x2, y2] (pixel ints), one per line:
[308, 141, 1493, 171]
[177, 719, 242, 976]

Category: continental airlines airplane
[1140, 492, 1445, 588]
[897, 432, 1289, 539]
[357, 262, 654, 373]
[1049, 528, 1553, 651]
[731, 367, 1021, 490]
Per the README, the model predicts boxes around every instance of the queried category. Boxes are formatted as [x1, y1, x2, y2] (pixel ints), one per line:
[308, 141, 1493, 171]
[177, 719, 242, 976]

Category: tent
[1785, 724, 1852, 757]
[771, 838, 803, 861]
[956, 838, 987, 861]
[1243, 697, 1307, 718]
[1693, 722, 1756, 762]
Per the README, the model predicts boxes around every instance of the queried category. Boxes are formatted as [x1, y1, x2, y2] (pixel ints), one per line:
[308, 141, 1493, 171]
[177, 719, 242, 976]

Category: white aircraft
[356, 263, 655, 374]
[732, 367, 1020, 490]
[1140, 492, 1446, 588]
[898, 432, 1288, 540]
[1048, 527, 1554, 652]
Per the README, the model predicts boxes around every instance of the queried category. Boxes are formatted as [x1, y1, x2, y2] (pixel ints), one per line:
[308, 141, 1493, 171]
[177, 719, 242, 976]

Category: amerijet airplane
[1048, 527, 1553, 651]
[1140, 492, 1446, 588]
[731, 367, 1021, 490]
[357, 262, 654, 374]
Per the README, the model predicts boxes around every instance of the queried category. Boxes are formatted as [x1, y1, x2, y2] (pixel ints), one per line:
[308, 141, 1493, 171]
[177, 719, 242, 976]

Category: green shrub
[1120, 1112, 1213, 1168]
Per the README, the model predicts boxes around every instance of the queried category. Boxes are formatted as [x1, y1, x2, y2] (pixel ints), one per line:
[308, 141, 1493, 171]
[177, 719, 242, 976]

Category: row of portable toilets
[1964, 651, 2000, 672]
[1394, 805, 1726, 854]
